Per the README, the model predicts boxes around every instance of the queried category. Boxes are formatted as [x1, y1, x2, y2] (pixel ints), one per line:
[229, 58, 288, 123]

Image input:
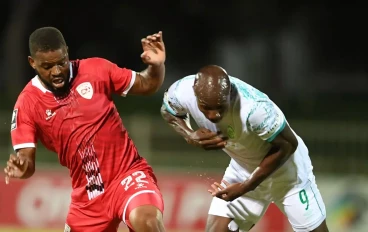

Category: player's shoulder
[79, 57, 110, 65]
[164, 75, 196, 107]
[15, 79, 40, 107]
[76, 57, 112, 71]
[169, 75, 195, 92]
[19, 77, 44, 98]
[72, 57, 118, 84]
[72, 57, 113, 73]
[230, 76, 269, 102]
[229, 76, 275, 118]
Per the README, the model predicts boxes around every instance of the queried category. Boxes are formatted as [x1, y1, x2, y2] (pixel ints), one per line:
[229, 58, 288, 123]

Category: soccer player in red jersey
[4, 27, 166, 232]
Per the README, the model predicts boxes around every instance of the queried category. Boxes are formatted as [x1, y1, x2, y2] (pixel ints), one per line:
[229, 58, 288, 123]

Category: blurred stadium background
[0, 1, 367, 232]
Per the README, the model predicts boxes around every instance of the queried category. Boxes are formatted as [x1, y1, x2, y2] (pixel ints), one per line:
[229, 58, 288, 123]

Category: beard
[35, 70, 71, 98]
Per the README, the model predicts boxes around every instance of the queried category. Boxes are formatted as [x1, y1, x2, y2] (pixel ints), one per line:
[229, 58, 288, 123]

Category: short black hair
[29, 27, 67, 56]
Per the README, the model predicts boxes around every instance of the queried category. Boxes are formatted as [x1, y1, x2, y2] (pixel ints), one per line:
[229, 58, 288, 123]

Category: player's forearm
[161, 106, 193, 140]
[244, 143, 295, 190]
[17, 149, 36, 179]
[20, 159, 35, 179]
[139, 64, 165, 95]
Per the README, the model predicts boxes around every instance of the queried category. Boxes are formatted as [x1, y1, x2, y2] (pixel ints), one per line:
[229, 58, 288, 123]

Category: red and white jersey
[11, 58, 151, 203]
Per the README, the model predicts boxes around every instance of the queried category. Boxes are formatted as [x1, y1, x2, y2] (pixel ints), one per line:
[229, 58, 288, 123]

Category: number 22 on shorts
[120, 171, 148, 191]
[299, 189, 309, 210]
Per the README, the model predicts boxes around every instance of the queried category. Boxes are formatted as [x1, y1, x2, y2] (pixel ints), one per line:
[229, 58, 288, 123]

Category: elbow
[291, 138, 298, 154]
[160, 105, 167, 118]
[143, 86, 161, 95]
[285, 140, 298, 158]
[143, 75, 164, 96]
[147, 78, 165, 95]
[134, 74, 163, 96]
[139, 79, 162, 95]
[160, 106, 172, 122]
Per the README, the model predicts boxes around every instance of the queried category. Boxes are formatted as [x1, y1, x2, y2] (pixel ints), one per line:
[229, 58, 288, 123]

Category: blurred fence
[0, 168, 367, 232]
[0, 112, 367, 174]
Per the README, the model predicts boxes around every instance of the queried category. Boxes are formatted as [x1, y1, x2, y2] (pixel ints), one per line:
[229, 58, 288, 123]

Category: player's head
[193, 65, 231, 123]
[28, 27, 70, 95]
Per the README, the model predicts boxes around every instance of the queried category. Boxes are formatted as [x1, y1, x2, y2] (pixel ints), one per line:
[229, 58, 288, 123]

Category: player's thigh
[207, 195, 270, 232]
[129, 204, 165, 232]
[65, 201, 119, 232]
[209, 161, 269, 231]
[206, 214, 237, 232]
[113, 169, 164, 230]
[274, 180, 327, 232]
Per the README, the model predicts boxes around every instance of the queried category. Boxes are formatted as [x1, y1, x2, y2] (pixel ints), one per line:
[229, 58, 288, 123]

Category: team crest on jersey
[76, 82, 93, 99]
[227, 125, 235, 139]
[11, 109, 18, 131]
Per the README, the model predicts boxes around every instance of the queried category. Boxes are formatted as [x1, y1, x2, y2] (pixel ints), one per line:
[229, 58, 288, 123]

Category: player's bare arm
[243, 124, 298, 189]
[4, 147, 36, 184]
[161, 105, 227, 150]
[209, 124, 298, 201]
[160, 105, 193, 138]
[128, 31, 165, 95]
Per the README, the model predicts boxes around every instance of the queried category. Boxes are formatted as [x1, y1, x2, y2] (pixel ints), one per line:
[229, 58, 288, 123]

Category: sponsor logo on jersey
[11, 109, 18, 131]
[45, 109, 56, 120]
[135, 182, 147, 190]
[76, 82, 93, 99]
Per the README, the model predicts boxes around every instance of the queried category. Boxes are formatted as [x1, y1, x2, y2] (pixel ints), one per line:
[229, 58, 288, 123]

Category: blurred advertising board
[0, 170, 366, 231]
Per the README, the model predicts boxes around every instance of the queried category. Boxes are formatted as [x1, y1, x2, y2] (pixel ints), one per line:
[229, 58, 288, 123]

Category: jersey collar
[32, 62, 74, 93]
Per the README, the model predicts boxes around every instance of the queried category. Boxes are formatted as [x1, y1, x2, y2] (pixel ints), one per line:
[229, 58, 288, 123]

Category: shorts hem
[292, 214, 326, 232]
[121, 190, 158, 224]
[208, 211, 232, 218]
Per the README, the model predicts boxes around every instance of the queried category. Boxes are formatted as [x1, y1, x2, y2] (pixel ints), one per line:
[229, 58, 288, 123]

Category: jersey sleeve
[11, 96, 37, 151]
[247, 101, 287, 142]
[105, 59, 136, 96]
[162, 80, 188, 117]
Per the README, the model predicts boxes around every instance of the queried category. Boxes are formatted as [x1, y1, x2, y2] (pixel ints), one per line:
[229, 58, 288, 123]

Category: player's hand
[186, 128, 227, 150]
[141, 31, 165, 66]
[208, 180, 251, 202]
[4, 154, 28, 184]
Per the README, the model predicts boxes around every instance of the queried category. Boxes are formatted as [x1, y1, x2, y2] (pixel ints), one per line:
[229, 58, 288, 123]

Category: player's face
[28, 47, 70, 94]
[196, 94, 230, 123]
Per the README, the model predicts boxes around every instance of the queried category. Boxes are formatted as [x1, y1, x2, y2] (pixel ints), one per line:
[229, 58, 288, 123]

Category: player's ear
[65, 46, 69, 59]
[28, 56, 35, 69]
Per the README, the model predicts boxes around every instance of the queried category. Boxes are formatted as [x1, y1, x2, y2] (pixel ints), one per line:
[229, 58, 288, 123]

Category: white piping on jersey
[121, 71, 136, 97]
[13, 142, 36, 151]
[122, 190, 157, 224]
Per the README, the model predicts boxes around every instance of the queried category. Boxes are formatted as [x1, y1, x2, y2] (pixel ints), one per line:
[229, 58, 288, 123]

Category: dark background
[0, 1, 366, 173]
[0, 2, 367, 232]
